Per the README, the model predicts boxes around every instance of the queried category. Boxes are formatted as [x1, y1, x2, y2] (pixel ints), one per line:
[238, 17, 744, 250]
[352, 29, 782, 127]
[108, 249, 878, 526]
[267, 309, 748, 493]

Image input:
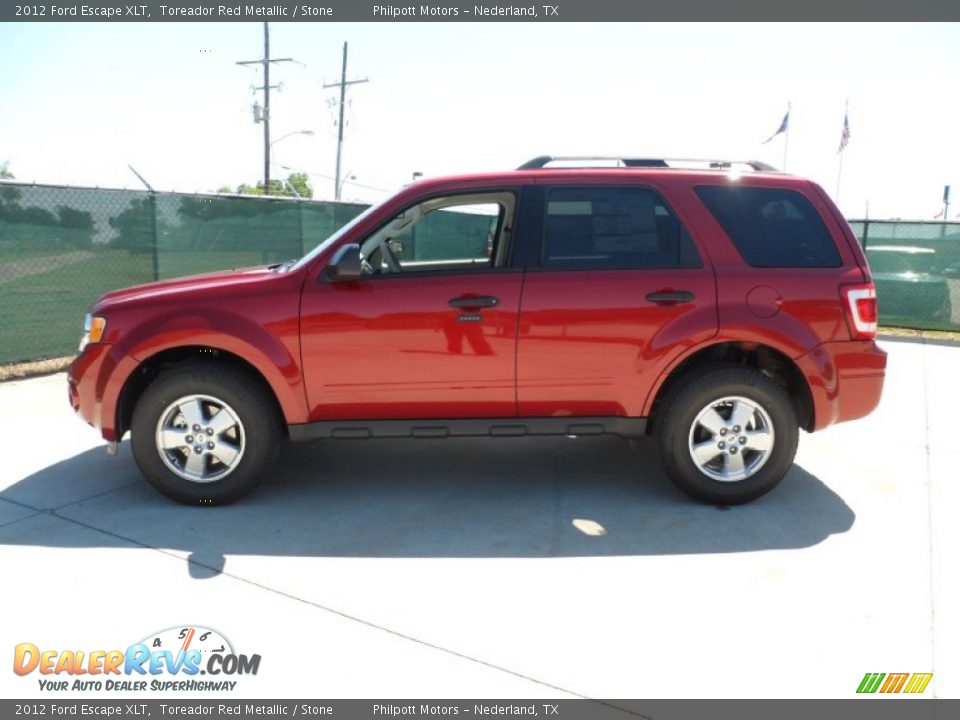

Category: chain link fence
[849, 220, 960, 333]
[0, 181, 368, 364]
[1, 181, 959, 365]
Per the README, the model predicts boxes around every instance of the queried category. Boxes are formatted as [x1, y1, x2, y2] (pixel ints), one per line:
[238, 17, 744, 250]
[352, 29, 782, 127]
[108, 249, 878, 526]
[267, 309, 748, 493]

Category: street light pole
[263, 22, 271, 191]
[270, 129, 315, 148]
[270, 130, 314, 197]
[337, 172, 357, 200]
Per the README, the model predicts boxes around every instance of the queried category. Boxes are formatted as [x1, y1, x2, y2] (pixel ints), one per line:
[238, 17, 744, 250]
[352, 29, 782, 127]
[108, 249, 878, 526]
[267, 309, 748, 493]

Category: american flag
[838, 111, 850, 153]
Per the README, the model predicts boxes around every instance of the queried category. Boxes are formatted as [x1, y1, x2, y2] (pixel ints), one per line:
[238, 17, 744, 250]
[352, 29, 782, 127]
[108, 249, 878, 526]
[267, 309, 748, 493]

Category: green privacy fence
[1, 180, 958, 365]
[0, 182, 368, 364]
[849, 220, 960, 333]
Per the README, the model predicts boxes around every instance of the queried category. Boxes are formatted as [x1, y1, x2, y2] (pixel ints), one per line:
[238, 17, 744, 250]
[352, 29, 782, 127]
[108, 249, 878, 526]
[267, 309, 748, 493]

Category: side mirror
[325, 244, 362, 282]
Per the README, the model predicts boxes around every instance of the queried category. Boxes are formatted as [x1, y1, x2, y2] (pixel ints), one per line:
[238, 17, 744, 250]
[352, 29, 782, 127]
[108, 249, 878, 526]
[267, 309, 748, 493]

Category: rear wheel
[131, 364, 282, 505]
[657, 366, 799, 505]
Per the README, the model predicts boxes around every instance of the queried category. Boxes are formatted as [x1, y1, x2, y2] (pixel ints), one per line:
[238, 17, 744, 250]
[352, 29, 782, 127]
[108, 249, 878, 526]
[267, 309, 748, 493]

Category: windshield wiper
[269, 258, 299, 272]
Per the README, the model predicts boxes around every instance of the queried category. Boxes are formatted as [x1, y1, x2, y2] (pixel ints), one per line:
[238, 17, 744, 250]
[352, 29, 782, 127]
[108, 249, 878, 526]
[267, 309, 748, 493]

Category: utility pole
[237, 22, 295, 192]
[323, 42, 368, 201]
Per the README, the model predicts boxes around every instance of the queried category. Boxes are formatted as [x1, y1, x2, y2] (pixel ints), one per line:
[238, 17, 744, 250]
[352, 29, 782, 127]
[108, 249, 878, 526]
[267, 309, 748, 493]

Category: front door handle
[449, 295, 499, 310]
[645, 290, 695, 305]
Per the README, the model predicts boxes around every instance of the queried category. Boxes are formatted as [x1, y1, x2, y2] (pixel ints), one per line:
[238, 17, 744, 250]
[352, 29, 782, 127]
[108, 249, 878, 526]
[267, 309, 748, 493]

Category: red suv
[68, 156, 886, 506]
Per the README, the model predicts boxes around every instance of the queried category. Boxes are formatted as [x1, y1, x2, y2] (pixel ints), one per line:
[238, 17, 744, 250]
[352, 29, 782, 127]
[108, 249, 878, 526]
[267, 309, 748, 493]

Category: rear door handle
[449, 295, 499, 309]
[645, 290, 695, 305]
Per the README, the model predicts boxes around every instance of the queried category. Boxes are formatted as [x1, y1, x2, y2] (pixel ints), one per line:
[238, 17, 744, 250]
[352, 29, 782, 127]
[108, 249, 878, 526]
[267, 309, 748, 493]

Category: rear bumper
[796, 340, 887, 431]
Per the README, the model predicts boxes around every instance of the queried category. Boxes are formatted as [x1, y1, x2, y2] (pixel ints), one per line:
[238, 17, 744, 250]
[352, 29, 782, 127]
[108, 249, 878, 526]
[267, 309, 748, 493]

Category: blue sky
[1, 21, 958, 218]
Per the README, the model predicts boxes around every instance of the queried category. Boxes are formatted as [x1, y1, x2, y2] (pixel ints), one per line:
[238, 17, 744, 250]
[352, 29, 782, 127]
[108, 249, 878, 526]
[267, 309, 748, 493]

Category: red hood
[93, 265, 284, 311]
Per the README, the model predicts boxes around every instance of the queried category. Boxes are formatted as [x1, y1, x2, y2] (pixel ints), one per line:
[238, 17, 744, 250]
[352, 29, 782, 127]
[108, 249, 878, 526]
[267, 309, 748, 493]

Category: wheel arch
[115, 345, 289, 441]
[645, 340, 815, 434]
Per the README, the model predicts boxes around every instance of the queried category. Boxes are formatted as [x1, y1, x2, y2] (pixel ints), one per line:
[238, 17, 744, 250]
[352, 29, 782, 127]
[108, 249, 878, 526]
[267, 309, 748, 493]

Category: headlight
[79, 313, 107, 351]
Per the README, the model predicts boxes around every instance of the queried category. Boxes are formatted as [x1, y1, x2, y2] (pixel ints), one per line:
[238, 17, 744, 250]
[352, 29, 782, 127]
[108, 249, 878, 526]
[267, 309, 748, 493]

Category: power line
[322, 42, 369, 201]
[236, 22, 297, 191]
[275, 164, 392, 195]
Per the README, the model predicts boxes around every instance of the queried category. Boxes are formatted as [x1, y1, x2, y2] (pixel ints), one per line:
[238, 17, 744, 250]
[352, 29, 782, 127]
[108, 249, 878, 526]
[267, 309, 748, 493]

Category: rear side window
[542, 186, 701, 269]
[695, 186, 841, 268]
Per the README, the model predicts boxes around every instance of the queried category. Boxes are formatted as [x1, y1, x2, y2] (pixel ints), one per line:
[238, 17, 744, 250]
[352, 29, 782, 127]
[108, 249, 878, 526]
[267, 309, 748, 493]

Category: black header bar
[3, 1, 960, 22]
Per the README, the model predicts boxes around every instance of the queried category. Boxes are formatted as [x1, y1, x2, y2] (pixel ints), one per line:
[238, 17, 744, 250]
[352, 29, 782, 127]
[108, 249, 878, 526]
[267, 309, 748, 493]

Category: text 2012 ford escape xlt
[68, 156, 887, 506]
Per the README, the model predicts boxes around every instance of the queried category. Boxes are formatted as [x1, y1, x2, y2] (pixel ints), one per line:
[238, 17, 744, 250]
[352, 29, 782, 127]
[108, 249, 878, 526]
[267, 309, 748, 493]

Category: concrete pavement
[0, 338, 956, 699]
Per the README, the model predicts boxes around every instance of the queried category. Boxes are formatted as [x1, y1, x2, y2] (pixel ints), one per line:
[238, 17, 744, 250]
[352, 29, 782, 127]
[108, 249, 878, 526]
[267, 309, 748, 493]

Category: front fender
[95, 308, 307, 440]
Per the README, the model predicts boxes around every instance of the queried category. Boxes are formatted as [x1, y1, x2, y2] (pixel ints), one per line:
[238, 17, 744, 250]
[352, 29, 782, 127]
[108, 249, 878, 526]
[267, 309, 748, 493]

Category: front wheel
[130, 364, 282, 505]
[657, 366, 799, 505]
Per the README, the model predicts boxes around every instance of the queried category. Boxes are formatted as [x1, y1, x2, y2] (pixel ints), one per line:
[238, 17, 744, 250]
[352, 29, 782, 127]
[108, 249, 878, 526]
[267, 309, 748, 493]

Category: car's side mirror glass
[325, 244, 363, 282]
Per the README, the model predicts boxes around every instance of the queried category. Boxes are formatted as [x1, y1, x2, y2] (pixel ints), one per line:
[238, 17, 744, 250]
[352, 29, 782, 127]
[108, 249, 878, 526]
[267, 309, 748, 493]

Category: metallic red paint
[68, 166, 886, 443]
[300, 272, 524, 420]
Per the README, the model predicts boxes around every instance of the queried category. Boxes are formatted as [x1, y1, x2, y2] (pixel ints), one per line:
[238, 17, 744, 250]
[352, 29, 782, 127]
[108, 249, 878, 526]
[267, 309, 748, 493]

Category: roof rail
[516, 156, 779, 172]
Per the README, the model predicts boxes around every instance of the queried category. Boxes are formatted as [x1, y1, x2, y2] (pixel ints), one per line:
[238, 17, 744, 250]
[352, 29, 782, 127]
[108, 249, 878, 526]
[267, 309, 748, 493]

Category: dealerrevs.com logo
[13, 626, 261, 692]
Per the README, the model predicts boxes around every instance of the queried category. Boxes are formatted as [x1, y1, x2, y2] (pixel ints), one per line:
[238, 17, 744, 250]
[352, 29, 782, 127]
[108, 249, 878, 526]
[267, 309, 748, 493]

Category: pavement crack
[1, 476, 141, 516]
[0, 495, 42, 512]
[25, 509, 650, 716]
[0, 508, 44, 531]
[53, 480, 144, 510]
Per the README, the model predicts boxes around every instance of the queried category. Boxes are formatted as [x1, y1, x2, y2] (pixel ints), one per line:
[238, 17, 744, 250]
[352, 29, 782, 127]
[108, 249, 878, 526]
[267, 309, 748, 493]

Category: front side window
[359, 192, 514, 275]
[541, 186, 701, 269]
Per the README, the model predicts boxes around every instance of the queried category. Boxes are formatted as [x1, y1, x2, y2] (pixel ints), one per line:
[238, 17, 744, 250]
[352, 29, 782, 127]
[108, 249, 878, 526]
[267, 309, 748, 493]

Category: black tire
[657, 365, 799, 505]
[130, 364, 282, 505]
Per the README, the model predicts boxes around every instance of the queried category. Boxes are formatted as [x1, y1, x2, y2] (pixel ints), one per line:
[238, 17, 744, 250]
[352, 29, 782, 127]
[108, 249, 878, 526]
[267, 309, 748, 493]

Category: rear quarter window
[695, 186, 841, 268]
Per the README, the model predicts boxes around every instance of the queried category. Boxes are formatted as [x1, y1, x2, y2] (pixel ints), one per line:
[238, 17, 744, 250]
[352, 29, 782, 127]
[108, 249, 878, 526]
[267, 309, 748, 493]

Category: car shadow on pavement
[0, 435, 855, 575]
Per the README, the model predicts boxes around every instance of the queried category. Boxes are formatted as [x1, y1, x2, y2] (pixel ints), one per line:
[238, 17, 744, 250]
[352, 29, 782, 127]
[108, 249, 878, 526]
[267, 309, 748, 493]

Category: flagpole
[782, 102, 790, 171]
[836, 150, 844, 203]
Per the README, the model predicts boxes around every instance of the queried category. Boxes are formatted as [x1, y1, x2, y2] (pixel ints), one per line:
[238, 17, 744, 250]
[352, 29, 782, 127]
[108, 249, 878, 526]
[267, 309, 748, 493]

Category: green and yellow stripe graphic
[857, 672, 933, 694]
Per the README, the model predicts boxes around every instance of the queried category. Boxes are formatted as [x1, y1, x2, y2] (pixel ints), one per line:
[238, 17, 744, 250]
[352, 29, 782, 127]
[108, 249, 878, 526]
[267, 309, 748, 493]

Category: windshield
[291, 198, 390, 271]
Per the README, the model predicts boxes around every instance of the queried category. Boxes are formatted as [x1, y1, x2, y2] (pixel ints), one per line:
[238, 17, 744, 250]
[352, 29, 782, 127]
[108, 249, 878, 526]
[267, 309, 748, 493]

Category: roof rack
[516, 156, 779, 172]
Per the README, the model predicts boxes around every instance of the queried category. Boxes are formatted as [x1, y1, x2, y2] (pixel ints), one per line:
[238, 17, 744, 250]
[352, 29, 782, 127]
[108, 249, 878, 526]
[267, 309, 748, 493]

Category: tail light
[841, 283, 878, 340]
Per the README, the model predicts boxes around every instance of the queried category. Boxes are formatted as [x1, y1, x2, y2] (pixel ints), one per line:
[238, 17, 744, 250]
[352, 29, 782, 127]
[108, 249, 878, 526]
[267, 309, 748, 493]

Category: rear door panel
[517, 269, 717, 417]
[515, 183, 718, 418]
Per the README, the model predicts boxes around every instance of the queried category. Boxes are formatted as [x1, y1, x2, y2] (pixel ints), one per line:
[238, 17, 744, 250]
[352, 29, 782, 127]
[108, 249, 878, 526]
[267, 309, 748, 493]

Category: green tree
[0, 194, 95, 249]
[108, 197, 155, 253]
[286, 173, 313, 199]
[56, 206, 96, 248]
[222, 172, 313, 199]
[0, 166, 92, 248]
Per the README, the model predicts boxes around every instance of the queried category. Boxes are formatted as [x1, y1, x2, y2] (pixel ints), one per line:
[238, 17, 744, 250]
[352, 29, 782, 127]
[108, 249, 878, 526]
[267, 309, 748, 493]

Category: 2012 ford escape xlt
[68, 156, 887, 505]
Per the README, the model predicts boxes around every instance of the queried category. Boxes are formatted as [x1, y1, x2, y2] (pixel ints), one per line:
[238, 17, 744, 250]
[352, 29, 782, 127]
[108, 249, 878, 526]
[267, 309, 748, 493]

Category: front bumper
[67, 343, 118, 440]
